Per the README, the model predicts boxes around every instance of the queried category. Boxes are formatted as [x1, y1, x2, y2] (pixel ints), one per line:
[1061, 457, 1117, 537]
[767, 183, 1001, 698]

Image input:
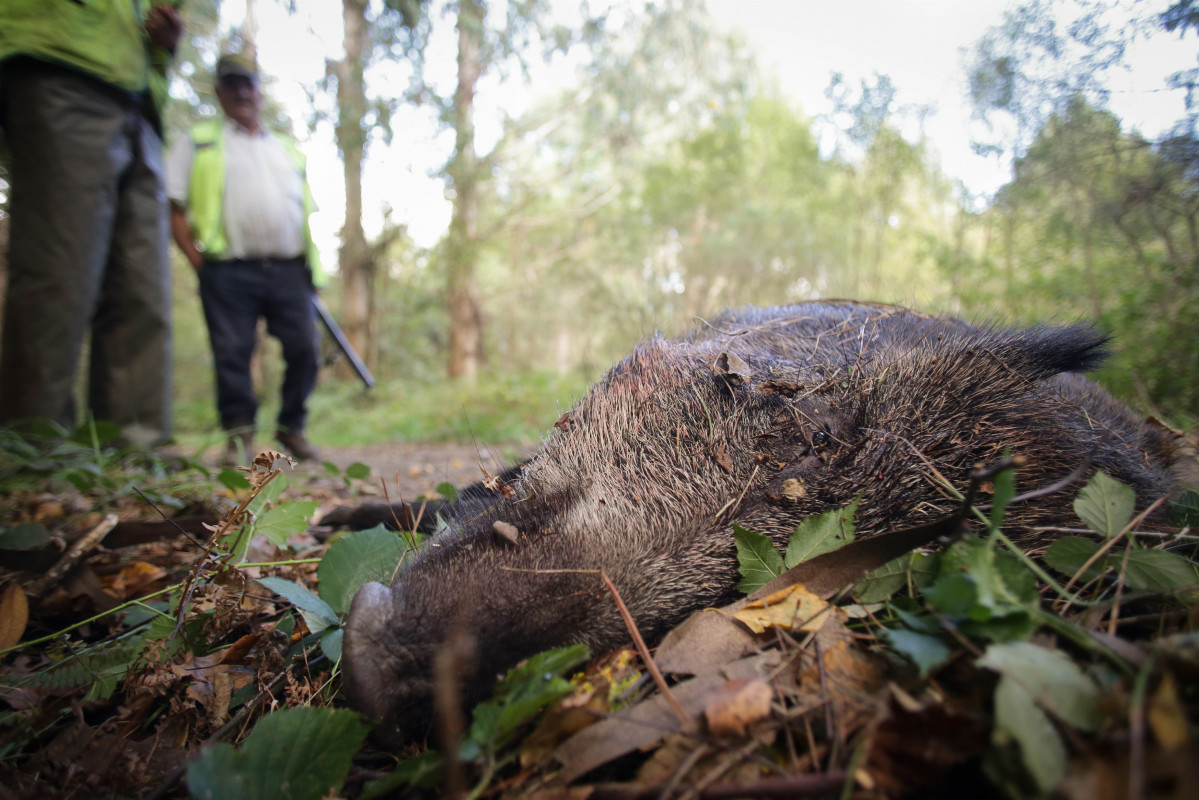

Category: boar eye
[811, 431, 830, 448]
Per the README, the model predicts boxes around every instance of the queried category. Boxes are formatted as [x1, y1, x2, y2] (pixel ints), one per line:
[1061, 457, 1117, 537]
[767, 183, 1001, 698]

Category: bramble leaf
[735, 525, 785, 593]
[1074, 471, 1135, 538]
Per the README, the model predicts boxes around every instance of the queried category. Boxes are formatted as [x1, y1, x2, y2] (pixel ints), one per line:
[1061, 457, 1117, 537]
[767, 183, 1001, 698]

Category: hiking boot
[277, 429, 321, 462]
[224, 429, 255, 466]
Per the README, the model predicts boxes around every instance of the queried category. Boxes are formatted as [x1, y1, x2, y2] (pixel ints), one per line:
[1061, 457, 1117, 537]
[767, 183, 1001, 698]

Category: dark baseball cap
[215, 53, 258, 84]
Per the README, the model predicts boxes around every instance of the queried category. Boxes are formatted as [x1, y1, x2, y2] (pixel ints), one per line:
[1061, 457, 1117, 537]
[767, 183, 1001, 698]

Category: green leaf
[320, 628, 343, 663]
[218, 468, 251, 491]
[1045, 537, 1199, 592]
[1043, 537, 1103, 582]
[318, 528, 413, 615]
[734, 524, 785, 593]
[784, 499, 858, 568]
[979, 642, 1102, 732]
[253, 501, 319, 549]
[345, 462, 371, 481]
[884, 629, 950, 677]
[247, 472, 291, 518]
[992, 674, 1066, 794]
[435, 481, 459, 503]
[186, 707, 368, 800]
[468, 643, 590, 753]
[1119, 548, 1199, 592]
[361, 750, 444, 798]
[922, 538, 1037, 640]
[854, 551, 941, 604]
[0, 521, 51, 550]
[1073, 471, 1135, 538]
[989, 461, 1016, 533]
[1172, 489, 1199, 527]
[256, 577, 339, 633]
[922, 572, 979, 618]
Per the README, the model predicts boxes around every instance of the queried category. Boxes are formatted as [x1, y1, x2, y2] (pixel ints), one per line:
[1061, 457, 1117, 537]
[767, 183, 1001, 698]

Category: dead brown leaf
[0, 581, 29, 650]
[733, 583, 833, 634]
[654, 609, 759, 677]
[1148, 672, 1188, 751]
[704, 677, 773, 738]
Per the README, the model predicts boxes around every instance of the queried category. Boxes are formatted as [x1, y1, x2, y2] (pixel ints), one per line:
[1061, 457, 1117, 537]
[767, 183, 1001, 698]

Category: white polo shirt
[165, 120, 306, 260]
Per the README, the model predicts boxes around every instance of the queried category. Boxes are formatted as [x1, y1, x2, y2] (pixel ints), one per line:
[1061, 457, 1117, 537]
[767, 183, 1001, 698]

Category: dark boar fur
[343, 302, 1178, 745]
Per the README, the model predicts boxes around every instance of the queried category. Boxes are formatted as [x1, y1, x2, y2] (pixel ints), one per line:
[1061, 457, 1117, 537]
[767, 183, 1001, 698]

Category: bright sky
[220, 0, 1195, 259]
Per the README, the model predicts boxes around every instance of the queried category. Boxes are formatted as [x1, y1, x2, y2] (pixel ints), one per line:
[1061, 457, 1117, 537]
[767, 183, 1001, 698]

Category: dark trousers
[0, 60, 172, 441]
[197, 258, 319, 434]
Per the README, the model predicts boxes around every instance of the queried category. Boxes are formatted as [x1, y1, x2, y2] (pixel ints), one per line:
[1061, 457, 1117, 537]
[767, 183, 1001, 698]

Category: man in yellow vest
[166, 54, 326, 463]
[0, 1, 181, 445]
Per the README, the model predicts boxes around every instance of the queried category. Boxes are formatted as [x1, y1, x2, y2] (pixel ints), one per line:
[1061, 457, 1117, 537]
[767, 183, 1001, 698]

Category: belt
[206, 256, 305, 268]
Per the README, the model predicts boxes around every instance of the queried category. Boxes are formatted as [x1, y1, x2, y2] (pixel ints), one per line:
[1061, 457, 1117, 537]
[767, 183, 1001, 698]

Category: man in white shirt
[166, 54, 325, 463]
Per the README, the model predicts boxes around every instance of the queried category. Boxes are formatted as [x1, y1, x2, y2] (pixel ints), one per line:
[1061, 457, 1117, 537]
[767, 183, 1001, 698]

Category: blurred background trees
[1, 0, 1196, 440]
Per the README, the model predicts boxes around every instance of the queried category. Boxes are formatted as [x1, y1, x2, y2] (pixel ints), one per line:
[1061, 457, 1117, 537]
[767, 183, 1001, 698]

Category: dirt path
[317, 440, 534, 501]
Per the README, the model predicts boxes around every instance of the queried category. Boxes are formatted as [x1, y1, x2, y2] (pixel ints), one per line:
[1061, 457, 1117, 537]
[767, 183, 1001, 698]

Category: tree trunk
[337, 0, 374, 369]
[446, 0, 484, 383]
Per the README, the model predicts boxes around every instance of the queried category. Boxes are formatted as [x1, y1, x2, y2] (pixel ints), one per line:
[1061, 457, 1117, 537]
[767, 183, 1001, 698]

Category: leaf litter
[0, 428, 1196, 800]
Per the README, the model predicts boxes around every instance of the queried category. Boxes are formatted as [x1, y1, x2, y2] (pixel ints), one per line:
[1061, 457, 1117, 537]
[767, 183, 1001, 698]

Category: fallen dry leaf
[704, 677, 773, 737]
[733, 583, 833, 634]
[0, 582, 30, 650]
[1148, 672, 1188, 751]
[654, 608, 759, 677]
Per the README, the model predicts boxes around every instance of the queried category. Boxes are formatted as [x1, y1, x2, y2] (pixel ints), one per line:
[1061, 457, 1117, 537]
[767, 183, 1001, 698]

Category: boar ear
[978, 323, 1110, 377]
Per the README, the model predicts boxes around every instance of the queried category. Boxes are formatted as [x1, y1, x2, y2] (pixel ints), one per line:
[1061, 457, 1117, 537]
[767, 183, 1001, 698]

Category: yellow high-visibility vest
[187, 120, 327, 285]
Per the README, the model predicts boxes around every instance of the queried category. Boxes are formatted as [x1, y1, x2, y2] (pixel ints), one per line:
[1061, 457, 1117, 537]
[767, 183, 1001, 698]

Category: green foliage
[1044, 537, 1199, 592]
[736, 503, 861, 593]
[256, 577, 339, 636]
[298, 369, 590, 447]
[1073, 470, 1135, 538]
[883, 628, 951, 678]
[1172, 489, 1199, 527]
[462, 643, 591, 759]
[785, 498, 859, 567]
[733, 524, 784, 594]
[1042, 470, 1199, 591]
[922, 537, 1039, 641]
[853, 551, 941, 605]
[317, 526, 415, 616]
[980, 641, 1102, 793]
[0, 424, 208, 506]
[0, 522, 51, 550]
[186, 707, 369, 800]
[253, 501, 320, 549]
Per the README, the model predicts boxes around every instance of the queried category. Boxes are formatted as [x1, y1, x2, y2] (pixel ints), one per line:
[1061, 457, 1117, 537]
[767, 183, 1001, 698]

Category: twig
[434, 623, 472, 799]
[133, 487, 206, 548]
[600, 569, 689, 727]
[1108, 537, 1135, 638]
[26, 514, 118, 597]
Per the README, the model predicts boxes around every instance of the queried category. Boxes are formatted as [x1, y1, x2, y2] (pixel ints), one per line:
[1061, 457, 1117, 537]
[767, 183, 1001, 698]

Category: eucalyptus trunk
[446, 0, 484, 383]
[336, 0, 374, 368]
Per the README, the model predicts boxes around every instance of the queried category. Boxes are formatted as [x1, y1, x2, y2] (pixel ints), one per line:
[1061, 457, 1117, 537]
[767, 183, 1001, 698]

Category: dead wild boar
[343, 301, 1178, 744]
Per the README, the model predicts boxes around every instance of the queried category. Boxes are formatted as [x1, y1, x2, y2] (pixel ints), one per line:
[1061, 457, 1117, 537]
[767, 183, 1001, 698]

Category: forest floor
[315, 439, 534, 505]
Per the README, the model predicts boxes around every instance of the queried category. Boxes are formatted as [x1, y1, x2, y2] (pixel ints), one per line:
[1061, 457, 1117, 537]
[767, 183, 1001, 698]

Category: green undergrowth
[171, 369, 593, 449]
[1, 427, 1197, 800]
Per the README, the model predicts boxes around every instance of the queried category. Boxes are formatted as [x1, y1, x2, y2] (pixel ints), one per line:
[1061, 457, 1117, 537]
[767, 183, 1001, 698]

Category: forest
[104, 0, 1199, 437]
[1, 1, 1198, 799]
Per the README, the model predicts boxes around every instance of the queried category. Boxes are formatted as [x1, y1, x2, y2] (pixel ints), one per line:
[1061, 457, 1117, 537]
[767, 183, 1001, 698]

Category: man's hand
[169, 202, 204, 272]
[146, 5, 183, 55]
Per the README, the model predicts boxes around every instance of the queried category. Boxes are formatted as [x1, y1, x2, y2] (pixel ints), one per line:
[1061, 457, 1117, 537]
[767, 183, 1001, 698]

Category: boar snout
[343, 582, 435, 745]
